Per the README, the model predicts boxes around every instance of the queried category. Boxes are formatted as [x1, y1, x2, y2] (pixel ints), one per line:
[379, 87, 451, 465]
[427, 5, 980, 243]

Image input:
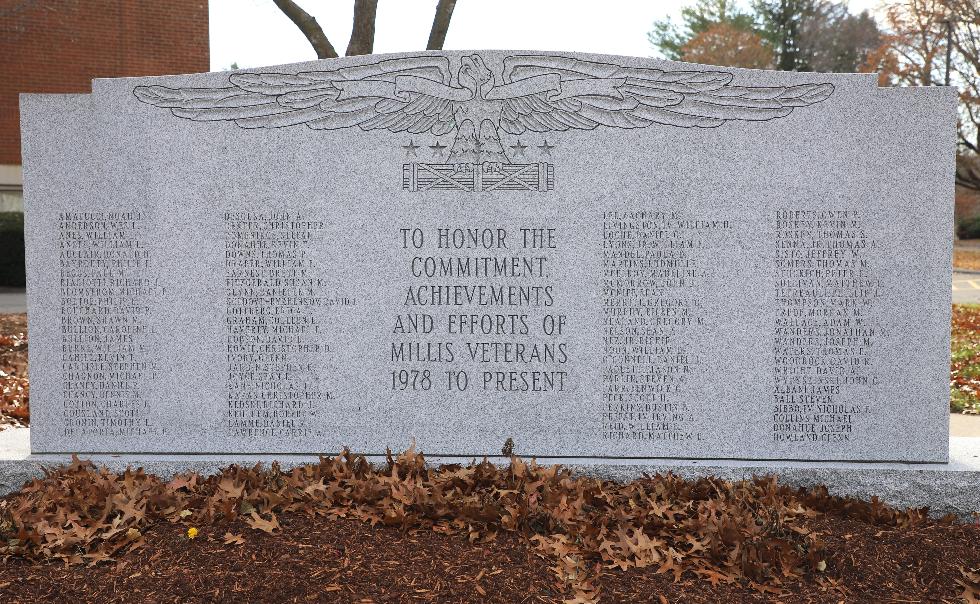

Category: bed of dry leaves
[955, 247, 980, 272]
[0, 313, 28, 427]
[1, 449, 979, 603]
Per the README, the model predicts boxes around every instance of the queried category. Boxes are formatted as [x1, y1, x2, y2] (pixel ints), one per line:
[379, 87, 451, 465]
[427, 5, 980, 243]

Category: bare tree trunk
[273, 0, 458, 59]
[272, 0, 338, 59]
[427, 0, 457, 50]
[346, 0, 378, 56]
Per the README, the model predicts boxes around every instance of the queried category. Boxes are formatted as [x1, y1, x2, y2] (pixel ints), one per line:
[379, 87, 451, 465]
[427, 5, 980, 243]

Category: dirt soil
[0, 512, 978, 603]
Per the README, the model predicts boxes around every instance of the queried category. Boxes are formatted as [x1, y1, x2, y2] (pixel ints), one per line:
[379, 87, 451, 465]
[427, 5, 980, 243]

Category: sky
[209, 0, 885, 72]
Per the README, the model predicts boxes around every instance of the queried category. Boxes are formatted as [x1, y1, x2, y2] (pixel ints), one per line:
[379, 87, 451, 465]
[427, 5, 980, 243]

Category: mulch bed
[0, 515, 560, 603]
[0, 454, 978, 603]
[0, 510, 978, 603]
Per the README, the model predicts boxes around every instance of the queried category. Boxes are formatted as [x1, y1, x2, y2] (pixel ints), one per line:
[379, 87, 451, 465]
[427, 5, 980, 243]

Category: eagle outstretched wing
[494, 55, 835, 133]
[133, 56, 463, 135]
[134, 53, 836, 137]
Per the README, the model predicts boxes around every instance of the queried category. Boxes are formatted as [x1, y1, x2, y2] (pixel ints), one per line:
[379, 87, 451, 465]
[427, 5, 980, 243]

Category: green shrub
[0, 212, 25, 287]
[957, 215, 980, 240]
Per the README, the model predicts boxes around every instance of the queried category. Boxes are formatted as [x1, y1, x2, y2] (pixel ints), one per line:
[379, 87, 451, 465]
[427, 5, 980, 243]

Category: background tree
[680, 23, 775, 68]
[798, 2, 881, 72]
[649, 0, 760, 61]
[753, 0, 809, 70]
[271, 0, 457, 59]
[651, 0, 880, 73]
[864, 0, 980, 191]
[753, 0, 882, 72]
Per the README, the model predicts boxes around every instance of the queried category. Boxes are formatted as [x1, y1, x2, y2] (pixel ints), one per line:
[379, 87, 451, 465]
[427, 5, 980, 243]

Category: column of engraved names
[59, 211, 163, 437]
[224, 211, 332, 439]
[393, 227, 568, 397]
[601, 211, 727, 442]
[773, 209, 881, 445]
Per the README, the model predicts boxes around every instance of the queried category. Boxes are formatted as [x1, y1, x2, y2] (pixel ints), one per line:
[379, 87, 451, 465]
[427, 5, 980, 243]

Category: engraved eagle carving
[134, 54, 834, 169]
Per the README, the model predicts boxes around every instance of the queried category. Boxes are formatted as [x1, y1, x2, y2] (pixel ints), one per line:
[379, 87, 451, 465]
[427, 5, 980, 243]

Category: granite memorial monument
[16, 51, 958, 475]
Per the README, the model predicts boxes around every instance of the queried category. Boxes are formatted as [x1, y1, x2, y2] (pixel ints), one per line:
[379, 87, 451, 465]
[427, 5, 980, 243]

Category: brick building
[0, 0, 210, 211]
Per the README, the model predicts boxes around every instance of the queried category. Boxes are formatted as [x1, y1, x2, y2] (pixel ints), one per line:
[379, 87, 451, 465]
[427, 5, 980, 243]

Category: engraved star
[429, 141, 447, 159]
[509, 139, 528, 159]
[537, 139, 555, 156]
[402, 139, 420, 157]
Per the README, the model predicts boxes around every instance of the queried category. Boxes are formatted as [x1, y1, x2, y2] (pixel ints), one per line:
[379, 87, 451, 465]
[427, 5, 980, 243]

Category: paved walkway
[0, 287, 25, 314]
[952, 271, 980, 303]
[952, 272, 980, 303]
[952, 413, 980, 437]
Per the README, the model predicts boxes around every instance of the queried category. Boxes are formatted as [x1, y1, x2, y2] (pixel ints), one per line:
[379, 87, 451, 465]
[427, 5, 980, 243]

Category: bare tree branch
[957, 163, 980, 191]
[272, 0, 338, 59]
[877, 0, 980, 190]
[346, 0, 378, 56]
[427, 0, 457, 50]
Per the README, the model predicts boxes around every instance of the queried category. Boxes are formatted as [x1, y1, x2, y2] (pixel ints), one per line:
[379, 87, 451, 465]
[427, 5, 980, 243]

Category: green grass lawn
[951, 304, 980, 414]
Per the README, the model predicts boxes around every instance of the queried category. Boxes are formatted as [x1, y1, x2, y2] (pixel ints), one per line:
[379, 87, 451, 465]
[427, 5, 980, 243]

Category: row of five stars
[401, 139, 556, 159]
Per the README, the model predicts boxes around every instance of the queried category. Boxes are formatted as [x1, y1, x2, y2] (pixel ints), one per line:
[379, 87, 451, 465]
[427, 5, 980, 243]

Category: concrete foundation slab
[1, 427, 977, 519]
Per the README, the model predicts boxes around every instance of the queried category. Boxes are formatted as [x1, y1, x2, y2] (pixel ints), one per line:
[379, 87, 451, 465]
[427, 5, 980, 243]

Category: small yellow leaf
[817, 560, 827, 572]
[178, 510, 193, 519]
[126, 528, 141, 540]
[187, 527, 199, 540]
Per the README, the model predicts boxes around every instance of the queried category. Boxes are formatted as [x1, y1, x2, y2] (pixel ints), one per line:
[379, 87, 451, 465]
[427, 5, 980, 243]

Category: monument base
[1, 427, 977, 518]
